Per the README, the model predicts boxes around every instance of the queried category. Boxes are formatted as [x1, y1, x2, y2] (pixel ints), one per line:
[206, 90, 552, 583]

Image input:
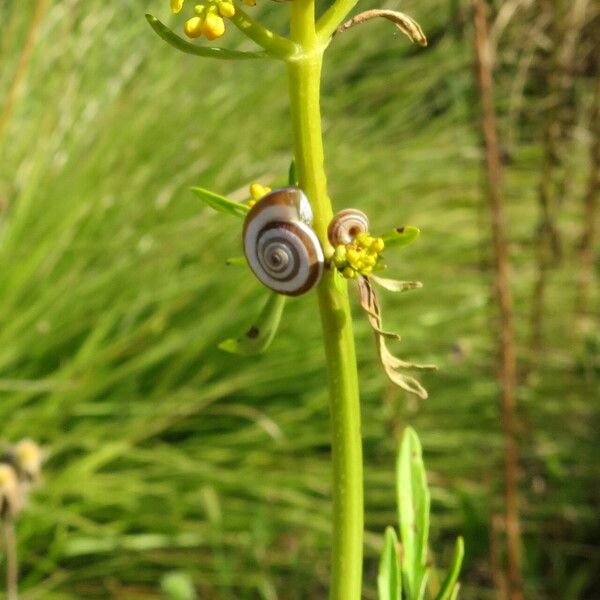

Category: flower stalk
[287, 3, 364, 597]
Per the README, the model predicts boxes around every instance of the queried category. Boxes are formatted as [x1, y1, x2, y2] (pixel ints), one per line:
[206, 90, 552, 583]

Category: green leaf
[146, 15, 270, 61]
[288, 160, 298, 186]
[378, 527, 401, 600]
[434, 537, 464, 600]
[218, 293, 286, 356]
[161, 571, 196, 600]
[381, 226, 420, 249]
[226, 256, 247, 266]
[190, 187, 249, 218]
[397, 427, 430, 600]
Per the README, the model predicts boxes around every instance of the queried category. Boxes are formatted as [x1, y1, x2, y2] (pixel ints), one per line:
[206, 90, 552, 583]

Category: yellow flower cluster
[171, 0, 236, 41]
[332, 232, 385, 279]
[246, 183, 271, 208]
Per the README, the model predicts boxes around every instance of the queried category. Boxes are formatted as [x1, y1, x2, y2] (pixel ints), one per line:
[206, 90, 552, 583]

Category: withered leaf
[357, 276, 435, 399]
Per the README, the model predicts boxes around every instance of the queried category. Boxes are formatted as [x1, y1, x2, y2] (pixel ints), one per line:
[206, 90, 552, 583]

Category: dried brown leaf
[357, 276, 434, 399]
[335, 10, 428, 47]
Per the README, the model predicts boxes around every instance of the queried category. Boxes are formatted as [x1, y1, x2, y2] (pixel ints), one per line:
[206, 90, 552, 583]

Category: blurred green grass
[0, 0, 598, 598]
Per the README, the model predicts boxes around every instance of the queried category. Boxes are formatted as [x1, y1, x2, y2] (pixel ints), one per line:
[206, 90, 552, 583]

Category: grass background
[0, 0, 598, 598]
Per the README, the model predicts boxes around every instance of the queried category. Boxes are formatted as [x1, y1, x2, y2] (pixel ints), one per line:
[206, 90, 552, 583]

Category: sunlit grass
[0, 1, 597, 598]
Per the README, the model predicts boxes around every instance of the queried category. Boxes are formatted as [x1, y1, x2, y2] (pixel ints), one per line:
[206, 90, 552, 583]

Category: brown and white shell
[327, 208, 370, 246]
[243, 187, 324, 296]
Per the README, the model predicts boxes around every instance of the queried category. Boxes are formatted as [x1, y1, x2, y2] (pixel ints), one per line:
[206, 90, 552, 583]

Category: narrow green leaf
[226, 256, 247, 266]
[381, 226, 420, 249]
[378, 527, 401, 600]
[288, 160, 298, 186]
[146, 15, 270, 60]
[434, 537, 464, 600]
[449, 583, 461, 600]
[190, 187, 250, 218]
[397, 427, 430, 600]
[218, 293, 286, 356]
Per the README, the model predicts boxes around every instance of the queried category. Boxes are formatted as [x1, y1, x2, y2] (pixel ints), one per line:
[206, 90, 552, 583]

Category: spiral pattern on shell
[327, 208, 370, 246]
[243, 187, 324, 296]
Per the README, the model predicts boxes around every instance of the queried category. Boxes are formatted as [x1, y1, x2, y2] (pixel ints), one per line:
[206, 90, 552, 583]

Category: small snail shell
[327, 208, 370, 246]
[243, 187, 324, 296]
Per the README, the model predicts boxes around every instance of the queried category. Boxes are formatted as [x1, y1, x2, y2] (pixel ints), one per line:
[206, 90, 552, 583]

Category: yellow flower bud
[333, 245, 347, 267]
[202, 13, 225, 40]
[362, 265, 373, 275]
[371, 237, 385, 253]
[194, 4, 205, 14]
[355, 232, 370, 247]
[247, 199, 257, 208]
[342, 267, 356, 279]
[171, 0, 185, 14]
[218, 1, 236, 17]
[250, 183, 271, 200]
[346, 248, 361, 268]
[184, 16, 204, 38]
[363, 253, 377, 267]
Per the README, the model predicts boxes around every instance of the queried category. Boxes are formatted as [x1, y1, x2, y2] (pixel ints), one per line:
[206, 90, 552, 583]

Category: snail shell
[327, 208, 370, 246]
[243, 187, 324, 296]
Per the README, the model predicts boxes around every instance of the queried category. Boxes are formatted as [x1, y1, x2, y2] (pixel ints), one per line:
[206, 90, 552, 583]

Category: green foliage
[381, 226, 420, 249]
[397, 427, 431, 598]
[288, 160, 298, 186]
[378, 428, 463, 600]
[378, 527, 401, 600]
[218, 292, 286, 355]
[435, 537, 464, 600]
[190, 187, 250, 218]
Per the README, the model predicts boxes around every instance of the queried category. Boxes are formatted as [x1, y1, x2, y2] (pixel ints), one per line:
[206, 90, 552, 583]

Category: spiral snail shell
[327, 208, 370, 246]
[243, 187, 324, 296]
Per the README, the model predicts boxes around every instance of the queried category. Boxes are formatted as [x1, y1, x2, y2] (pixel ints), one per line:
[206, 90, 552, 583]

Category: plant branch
[472, 2, 523, 599]
[315, 0, 360, 45]
[229, 4, 298, 59]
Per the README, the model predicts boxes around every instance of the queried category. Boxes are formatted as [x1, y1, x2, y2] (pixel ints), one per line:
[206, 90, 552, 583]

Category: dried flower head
[0, 464, 22, 519]
[14, 439, 43, 483]
[0, 438, 44, 520]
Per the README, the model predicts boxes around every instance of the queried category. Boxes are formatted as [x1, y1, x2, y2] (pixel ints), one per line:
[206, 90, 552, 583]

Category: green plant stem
[230, 3, 298, 59]
[316, 0, 360, 43]
[287, 2, 363, 600]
